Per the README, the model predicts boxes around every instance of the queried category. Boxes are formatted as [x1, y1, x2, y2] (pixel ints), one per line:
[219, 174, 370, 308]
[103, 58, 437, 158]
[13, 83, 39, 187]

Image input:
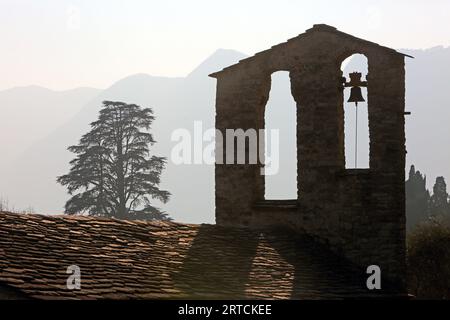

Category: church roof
[0, 211, 398, 299]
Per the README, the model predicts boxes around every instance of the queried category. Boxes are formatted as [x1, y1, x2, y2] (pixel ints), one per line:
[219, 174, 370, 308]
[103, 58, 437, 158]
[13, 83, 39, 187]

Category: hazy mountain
[0, 86, 100, 165]
[1, 46, 449, 223]
[403, 47, 450, 190]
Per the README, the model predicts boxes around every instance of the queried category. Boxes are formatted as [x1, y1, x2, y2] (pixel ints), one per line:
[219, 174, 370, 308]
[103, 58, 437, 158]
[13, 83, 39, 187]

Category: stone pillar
[290, 62, 345, 234]
[364, 52, 406, 289]
[215, 72, 271, 226]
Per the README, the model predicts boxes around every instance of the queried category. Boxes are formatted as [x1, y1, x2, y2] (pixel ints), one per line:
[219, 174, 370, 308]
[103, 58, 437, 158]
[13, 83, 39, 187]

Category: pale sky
[1, 0, 449, 90]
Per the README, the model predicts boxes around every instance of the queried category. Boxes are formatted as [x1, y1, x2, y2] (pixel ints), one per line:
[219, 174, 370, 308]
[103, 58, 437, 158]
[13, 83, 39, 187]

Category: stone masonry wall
[212, 25, 407, 290]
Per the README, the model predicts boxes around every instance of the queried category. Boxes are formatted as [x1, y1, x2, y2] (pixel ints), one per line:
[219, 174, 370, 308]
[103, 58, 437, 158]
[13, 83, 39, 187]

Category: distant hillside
[0, 86, 100, 164]
[403, 46, 450, 190]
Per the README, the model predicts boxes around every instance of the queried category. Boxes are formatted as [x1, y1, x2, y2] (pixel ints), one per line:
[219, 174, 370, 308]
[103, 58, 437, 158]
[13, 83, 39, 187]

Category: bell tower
[210, 24, 409, 291]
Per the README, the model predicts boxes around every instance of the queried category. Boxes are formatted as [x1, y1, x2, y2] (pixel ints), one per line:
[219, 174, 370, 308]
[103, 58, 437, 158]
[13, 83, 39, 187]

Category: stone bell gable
[210, 24, 410, 290]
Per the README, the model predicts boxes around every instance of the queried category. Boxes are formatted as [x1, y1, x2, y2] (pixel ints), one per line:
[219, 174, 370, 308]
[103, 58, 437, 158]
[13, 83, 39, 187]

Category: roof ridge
[209, 24, 412, 77]
[0, 210, 198, 228]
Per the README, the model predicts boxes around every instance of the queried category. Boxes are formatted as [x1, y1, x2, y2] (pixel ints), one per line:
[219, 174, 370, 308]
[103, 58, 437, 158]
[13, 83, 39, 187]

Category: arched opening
[341, 54, 370, 169]
[264, 71, 297, 199]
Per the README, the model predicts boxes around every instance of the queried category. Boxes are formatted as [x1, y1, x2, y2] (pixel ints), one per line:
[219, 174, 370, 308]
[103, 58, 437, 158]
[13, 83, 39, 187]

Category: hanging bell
[344, 72, 367, 107]
[347, 86, 365, 106]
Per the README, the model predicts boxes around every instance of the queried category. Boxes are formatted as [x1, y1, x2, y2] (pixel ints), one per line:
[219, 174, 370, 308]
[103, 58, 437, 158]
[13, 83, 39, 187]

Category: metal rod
[355, 105, 358, 168]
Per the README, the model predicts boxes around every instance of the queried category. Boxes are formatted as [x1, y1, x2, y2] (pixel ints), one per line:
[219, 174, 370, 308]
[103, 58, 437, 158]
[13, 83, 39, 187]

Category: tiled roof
[0, 211, 393, 299]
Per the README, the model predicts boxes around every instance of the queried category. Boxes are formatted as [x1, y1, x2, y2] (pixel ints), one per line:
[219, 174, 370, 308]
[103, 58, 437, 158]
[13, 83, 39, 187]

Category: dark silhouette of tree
[429, 176, 450, 218]
[57, 101, 171, 220]
[406, 165, 430, 230]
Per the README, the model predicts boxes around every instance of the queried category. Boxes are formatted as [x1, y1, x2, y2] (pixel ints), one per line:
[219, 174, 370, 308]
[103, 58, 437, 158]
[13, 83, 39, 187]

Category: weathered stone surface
[211, 24, 407, 290]
[0, 211, 402, 299]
